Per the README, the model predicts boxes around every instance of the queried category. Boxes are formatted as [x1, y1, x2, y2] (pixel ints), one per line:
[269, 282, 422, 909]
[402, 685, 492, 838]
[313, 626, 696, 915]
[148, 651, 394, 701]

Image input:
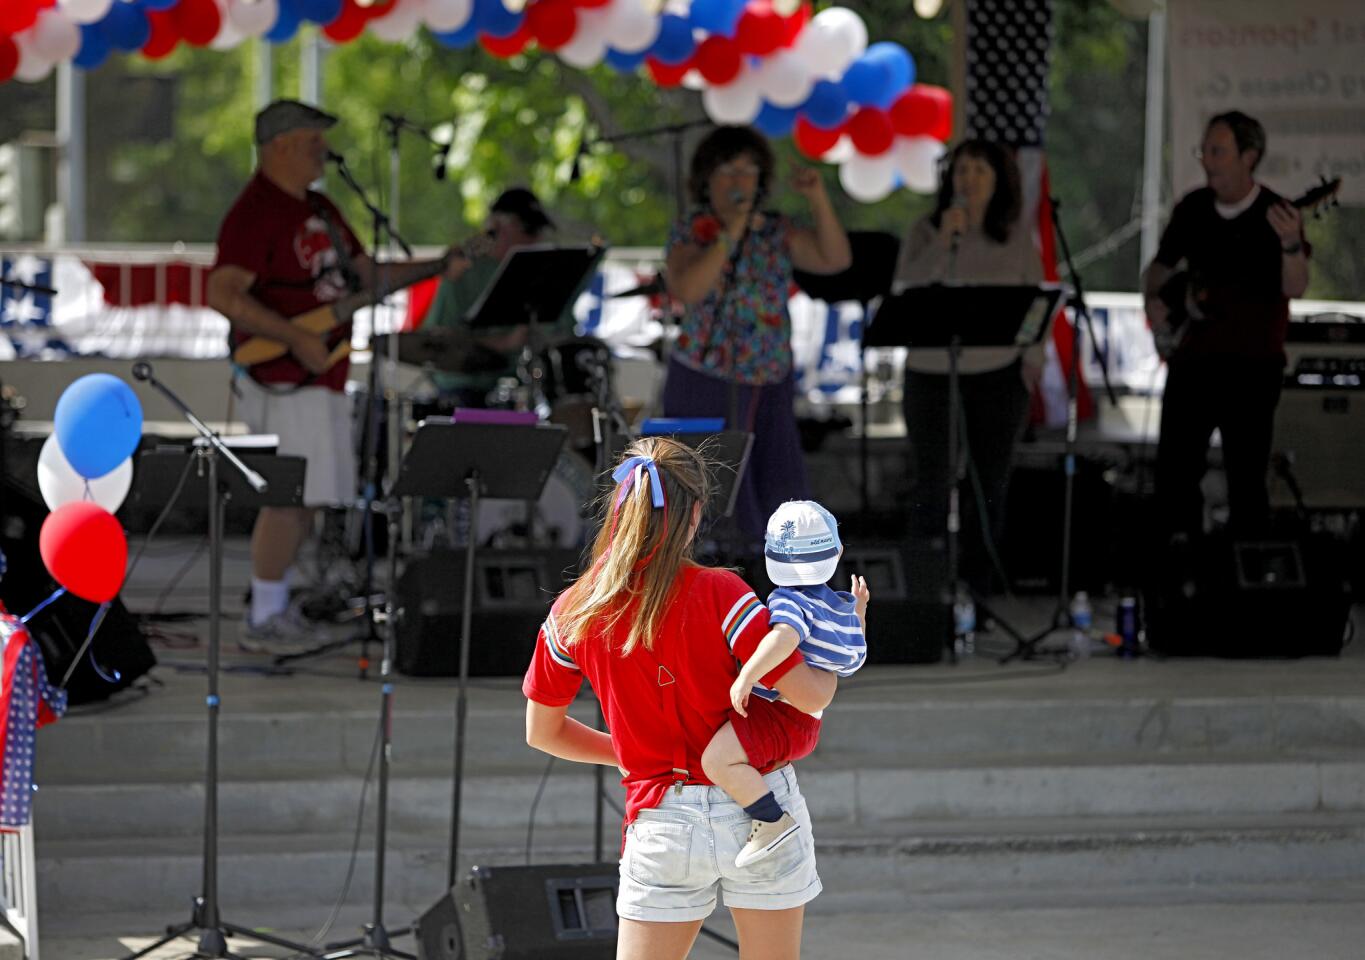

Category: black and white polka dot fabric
[964, 0, 1054, 147]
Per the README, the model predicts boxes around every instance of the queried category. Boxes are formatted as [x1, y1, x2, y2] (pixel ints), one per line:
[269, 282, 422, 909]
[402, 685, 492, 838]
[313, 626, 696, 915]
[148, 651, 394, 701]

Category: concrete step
[37, 688, 1365, 785]
[35, 755, 1365, 842]
[36, 813, 1365, 937]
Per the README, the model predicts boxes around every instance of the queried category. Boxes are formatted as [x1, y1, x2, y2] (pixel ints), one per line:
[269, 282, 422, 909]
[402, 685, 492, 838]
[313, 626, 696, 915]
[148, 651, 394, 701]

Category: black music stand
[398, 420, 567, 897]
[124, 425, 317, 958]
[793, 230, 901, 517]
[871, 283, 1063, 662]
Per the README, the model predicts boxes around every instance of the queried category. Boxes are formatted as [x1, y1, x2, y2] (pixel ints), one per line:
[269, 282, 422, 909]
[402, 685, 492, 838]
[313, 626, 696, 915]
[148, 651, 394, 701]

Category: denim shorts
[617, 765, 821, 922]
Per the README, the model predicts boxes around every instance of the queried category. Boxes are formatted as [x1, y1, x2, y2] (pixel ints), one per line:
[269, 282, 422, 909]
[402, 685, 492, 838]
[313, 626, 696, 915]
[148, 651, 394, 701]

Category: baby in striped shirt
[701, 500, 869, 868]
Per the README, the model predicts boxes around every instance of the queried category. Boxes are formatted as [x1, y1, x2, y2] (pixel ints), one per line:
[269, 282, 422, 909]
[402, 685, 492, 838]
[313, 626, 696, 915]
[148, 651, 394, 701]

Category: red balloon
[694, 36, 741, 86]
[925, 85, 955, 142]
[527, 0, 577, 51]
[0, 36, 19, 85]
[794, 117, 841, 159]
[39, 502, 128, 605]
[142, 10, 181, 60]
[735, 1, 784, 56]
[891, 84, 953, 140]
[848, 107, 894, 156]
[572, 0, 612, 7]
[0, 1, 40, 36]
[780, 2, 810, 48]
[646, 56, 690, 88]
[173, 0, 222, 48]
[323, 0, 369, 42]
[480, 24, 533, 58]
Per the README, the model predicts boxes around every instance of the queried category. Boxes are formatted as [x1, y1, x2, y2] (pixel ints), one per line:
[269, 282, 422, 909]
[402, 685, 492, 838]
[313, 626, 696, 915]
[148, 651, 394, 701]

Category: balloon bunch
[0, 0, 951, 200]
[34, 374, 140, 611]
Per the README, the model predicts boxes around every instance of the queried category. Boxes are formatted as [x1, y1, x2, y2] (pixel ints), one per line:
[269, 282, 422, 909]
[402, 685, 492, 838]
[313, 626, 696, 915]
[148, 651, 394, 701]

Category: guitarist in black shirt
[1141, 111, 1310, 540]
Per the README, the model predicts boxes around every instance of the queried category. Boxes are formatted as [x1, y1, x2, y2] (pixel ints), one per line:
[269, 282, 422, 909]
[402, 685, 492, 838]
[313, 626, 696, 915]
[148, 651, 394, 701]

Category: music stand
[793, 231, 901, 518]
[125, 381, 318, 960]
[870, 283, 1064, 662]
[395, 419, 567, 896]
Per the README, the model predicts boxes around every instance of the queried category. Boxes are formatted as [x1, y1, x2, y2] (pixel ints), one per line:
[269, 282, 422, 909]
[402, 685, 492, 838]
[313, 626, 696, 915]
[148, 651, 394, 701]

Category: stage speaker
[1144, 533, 1352, 657]
[417, 863, 618, 960]
[1270, 388, 1365, 508]
[1004, 457, 1115, 594]
[1, 476, 156, 704]
[394, 548, 582, 677]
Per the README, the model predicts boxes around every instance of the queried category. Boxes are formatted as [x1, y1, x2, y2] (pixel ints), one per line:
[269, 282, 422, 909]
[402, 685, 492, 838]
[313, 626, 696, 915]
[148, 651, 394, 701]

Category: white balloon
[229, 0, 278, 38]
[682, 68, 706, 91]
[38, 435, 134, 514]
[702, 68, 763, 125]
[893, 135, 945, 194]
[605, 0, 660, 54]
[13, 37, 53, 84]
[822, 134, 854, 164]
[210, 0, 246, 50]
[556, 4, 610, 69]
[369, 0, 423, 42]
[30, 9, 82, 63]
[796, 7, 867, 79]
[755, 51, 814, 108]
[57, 0, 113, 27]
[422, 0, 474, 34]
[839, 152, 898, 203]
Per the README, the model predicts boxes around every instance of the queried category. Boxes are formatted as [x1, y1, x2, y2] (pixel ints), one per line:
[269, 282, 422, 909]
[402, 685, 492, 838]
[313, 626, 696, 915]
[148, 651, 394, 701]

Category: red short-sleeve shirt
[523, 564, 804, 828]
[213, 172, 362, 391]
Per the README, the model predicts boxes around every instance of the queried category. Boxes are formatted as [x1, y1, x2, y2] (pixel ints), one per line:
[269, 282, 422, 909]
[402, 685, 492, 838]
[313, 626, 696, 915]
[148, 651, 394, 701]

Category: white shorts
[234, 377, 355, 508]
[617, 765, 821, 923]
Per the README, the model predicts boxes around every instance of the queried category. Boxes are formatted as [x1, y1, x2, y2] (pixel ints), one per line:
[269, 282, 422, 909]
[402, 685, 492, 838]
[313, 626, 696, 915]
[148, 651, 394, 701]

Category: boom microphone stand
[1002, 195, 1118, 663]
[125, 363, 317, 960]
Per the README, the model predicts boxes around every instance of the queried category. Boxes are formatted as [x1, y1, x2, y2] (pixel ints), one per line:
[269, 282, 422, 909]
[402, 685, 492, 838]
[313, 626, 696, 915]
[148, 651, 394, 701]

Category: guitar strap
[309, 195, 364, 295]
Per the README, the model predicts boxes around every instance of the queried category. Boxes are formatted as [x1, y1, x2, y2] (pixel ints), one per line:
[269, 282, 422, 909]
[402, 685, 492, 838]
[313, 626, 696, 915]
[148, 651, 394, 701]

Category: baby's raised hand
[852, 574, 870, 629]
[729, 675, 751, 717]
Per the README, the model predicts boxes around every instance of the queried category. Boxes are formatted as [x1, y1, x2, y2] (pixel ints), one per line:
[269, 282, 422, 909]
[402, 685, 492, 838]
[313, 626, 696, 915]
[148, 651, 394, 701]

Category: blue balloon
[297, 0, 343, 26]
[136, 0, 180, 11]
[53, 375, 143, 481]
[754, 102, 797, 138]
[98, 2, 152, 53]
[801, 80, 850, 130]
[690, 0, 744, 37]
[477, 0, 525, 39]
[604, 48, 646, 74]
[650, 14, 696, 66]
[842, 55, 895, 108]
[266, 0, 301, 43]
[865, 42, 916, 99]
[73, 24, 110, 70]
[432, 17, 480, 49]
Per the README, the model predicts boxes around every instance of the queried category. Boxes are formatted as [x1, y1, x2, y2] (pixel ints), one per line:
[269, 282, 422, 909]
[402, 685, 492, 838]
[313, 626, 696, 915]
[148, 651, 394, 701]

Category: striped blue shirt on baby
[748, 583, 866, 704]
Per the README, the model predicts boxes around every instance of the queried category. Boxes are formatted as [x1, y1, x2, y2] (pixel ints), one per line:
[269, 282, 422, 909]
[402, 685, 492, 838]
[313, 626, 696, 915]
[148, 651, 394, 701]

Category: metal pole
[1139, 11, 1167, 269]
[301, 28, 323, 107]
[56, 62, 85, 244]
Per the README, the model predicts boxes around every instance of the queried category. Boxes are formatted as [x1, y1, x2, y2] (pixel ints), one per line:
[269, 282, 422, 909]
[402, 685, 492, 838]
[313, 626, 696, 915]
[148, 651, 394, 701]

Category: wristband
[1281, 240, 1303, 255]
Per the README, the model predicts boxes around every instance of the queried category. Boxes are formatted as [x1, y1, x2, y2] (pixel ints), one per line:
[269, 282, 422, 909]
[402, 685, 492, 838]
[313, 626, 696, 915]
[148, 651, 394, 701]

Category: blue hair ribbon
[612, 455, 665, 510]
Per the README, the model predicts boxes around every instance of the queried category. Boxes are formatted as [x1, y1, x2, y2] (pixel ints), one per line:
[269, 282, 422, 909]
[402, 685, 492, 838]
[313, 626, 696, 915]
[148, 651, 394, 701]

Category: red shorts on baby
[731, 697, 822, 771]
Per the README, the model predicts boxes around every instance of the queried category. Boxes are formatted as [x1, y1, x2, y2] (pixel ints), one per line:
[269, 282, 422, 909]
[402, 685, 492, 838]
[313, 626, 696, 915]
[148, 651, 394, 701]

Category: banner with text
[1169, 0, 1365, 204]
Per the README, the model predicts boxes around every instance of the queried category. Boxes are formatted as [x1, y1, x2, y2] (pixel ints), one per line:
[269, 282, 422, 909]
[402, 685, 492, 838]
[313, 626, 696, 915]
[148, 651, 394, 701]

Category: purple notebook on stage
[450, 407, 539, 426]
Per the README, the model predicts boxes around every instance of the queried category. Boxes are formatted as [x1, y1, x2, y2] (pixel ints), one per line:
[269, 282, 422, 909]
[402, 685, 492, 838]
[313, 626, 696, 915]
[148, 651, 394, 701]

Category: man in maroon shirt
[208, 100, 469, 651]
[1142, 111, 1309, 541]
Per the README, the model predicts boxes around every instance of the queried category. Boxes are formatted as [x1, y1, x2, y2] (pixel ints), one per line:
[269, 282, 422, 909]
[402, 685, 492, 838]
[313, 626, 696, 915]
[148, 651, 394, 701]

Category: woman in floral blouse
[663, 126, 851, 540]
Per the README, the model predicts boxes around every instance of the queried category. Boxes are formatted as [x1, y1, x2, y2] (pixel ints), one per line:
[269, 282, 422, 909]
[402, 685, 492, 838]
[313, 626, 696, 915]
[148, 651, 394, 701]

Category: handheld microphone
[325, 150, 345, 166]
[730, 189, 750, 207]
[131, 361, 153, 382]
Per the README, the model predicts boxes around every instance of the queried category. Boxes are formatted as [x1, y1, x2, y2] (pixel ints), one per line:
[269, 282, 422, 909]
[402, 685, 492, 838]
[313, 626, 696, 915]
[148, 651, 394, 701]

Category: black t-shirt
[1154, 185, 1303, 364]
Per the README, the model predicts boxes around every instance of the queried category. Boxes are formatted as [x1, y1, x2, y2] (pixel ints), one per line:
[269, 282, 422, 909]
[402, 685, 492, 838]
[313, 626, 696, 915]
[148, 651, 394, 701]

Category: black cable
[524, 754, 557, 865]
[151, 536, 209, 615]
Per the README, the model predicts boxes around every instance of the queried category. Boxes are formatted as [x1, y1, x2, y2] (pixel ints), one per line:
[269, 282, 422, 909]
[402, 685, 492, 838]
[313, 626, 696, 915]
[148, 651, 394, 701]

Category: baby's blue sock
[743, 791, 784, 823]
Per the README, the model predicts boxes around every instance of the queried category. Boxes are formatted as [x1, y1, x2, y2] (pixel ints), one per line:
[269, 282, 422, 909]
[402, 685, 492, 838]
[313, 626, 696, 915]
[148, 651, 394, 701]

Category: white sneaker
[735, 812, 800, 868]
[239, 608, 326, 655]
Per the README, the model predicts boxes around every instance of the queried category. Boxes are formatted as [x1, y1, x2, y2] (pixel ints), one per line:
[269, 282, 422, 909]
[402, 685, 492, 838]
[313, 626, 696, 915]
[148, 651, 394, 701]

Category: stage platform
[23, 535, 1365, 958]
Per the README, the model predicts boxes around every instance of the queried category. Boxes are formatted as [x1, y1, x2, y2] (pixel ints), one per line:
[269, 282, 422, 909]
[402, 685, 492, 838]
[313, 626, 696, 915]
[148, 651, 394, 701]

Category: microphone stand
[582, 118, 712, 221]
[310, 152, 417, 960]
[125, 365, 317, 960]
[1003, 194, 1118, 663]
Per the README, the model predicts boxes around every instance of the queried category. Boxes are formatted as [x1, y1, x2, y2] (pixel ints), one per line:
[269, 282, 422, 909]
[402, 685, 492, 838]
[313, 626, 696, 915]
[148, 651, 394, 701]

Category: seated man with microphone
[207, 99, 467, 652]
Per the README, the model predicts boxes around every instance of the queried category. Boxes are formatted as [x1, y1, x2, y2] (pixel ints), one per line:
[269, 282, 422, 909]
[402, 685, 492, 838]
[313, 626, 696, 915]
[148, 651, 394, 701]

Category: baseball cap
[254, 99, 338, 146]
[490, 187, 555, 233]
[764, 500, 843, 587]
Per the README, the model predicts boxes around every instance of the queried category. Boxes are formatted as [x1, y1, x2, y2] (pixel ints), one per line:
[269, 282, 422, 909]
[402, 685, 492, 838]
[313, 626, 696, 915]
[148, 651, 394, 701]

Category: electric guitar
[231, 235, 492, 374]
[1153, 176, 1342, 360]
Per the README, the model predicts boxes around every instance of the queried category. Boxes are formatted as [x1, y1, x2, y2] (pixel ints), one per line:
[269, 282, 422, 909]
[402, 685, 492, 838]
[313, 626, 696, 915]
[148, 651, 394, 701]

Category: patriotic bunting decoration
[0, 0, 952, 200]
[0, 610, 67, 829]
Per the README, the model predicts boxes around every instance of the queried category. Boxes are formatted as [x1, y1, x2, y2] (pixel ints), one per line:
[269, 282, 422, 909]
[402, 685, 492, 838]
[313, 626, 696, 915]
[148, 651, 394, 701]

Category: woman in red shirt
[524, 436, 836, 959]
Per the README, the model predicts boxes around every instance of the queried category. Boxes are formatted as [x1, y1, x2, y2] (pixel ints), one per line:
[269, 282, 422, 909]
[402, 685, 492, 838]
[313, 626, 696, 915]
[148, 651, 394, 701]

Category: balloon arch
[1, 0, 953, 202]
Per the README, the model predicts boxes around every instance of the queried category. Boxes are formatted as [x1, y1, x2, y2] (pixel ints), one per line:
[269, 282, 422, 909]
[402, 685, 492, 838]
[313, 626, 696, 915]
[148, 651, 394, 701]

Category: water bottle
[952, 586, 976, 658]
[1069, 591, 1093, 660]
[1117, 596, 1141, 659]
